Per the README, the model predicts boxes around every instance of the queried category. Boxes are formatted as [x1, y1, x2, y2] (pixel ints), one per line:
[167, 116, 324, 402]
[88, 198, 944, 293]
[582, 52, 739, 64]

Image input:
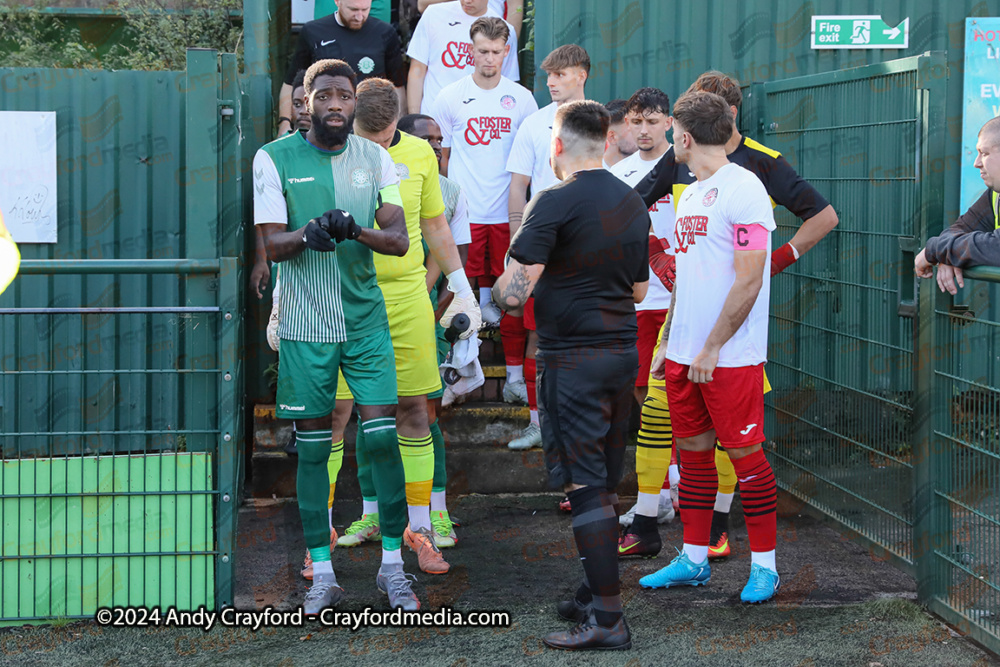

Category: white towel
[440, 336, 484, 396]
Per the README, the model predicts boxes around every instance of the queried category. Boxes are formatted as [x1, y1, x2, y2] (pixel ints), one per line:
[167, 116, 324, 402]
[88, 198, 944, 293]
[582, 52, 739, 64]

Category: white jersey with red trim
[407, 2, 519, 115]
[433, 75, 538, 225]
[506, 101, 559, 193]
[666, 162, 775, 367]
[610, 149, 674, 312]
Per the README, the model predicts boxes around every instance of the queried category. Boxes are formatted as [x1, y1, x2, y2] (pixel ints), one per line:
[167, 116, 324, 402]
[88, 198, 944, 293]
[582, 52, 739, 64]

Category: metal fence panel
[740, 52, 1000, 652]
[0, 49, 244, 620]
[923, 266, 1000, 647]
[759, 56, 935, 569]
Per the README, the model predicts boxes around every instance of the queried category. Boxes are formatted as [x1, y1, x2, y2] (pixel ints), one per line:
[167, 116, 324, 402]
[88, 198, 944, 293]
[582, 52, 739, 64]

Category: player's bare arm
[423, 211, 482, 336]
[250, 226, 271, 299]
[650, 284, 676, 381]
[690, 248, 766, 383]
[493, 258, 544, 313]
[366, 203, 410, 256]
[258, 222, 312, 263]
[784, 203, 838, 257]
[421, 213, 463, 275]
[440, 146, 451, 176]
[633, 280, 649, 303]
[508, 173, 530, 235]
[506, 0, 524, 38]
[406, 59, 427, 114]
[277, 84, 294, 136]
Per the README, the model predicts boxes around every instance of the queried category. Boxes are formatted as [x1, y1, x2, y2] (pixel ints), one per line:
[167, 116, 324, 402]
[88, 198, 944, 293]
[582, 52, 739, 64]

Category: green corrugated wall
[533, 0, 995, 222]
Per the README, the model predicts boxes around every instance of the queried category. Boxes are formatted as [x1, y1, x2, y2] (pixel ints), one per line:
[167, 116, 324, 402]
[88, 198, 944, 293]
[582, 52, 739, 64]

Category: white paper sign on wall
[0, 111, 58, 244]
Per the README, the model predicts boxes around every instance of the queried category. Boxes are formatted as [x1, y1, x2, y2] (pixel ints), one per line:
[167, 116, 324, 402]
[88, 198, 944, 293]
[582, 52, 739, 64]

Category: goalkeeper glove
[770, 242, 799, 277]
[439, 269, 481, 339]
[648, 236, 676, 292]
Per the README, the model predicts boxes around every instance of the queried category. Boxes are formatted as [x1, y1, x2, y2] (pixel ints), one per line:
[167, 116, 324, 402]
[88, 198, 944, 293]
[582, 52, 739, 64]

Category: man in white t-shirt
[609, 88, 675, 408]
[417, 0, 525, 39]
[407, 0, 520, 115]
[641, 90, 780, 605]
[504, 44, 590, 451]
[609, 87, 682, 557]
[431, 17, 537, 344]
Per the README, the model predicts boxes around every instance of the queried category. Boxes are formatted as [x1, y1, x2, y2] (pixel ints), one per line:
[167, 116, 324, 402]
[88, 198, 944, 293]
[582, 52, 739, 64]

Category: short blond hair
[355, 78, 398, 133]
[541, 44, 590, 75]
[470, 16, 509, 44]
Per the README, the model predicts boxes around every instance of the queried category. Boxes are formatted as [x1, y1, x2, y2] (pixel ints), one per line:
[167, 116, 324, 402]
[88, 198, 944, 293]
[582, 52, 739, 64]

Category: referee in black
[277, 0, 406, 136]
[493, 100, 650, 651]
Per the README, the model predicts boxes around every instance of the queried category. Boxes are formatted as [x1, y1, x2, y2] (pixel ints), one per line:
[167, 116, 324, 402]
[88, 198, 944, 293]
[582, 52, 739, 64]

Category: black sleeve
[383, 25, 407, 87]
[759, 154, 830, 221]
[924, 189, 1000, 267]
[509, 191, 561, 265]
[285, 28, 314, 85]
[635, 230, 650, 283]
[634, 147, 677, 209]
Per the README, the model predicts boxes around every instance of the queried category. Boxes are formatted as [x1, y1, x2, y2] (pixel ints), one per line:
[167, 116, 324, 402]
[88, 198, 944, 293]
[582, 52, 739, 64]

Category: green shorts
[336, 293, 442, 400]
[276, 329, 397, 419]
[427, 275, 448, 400]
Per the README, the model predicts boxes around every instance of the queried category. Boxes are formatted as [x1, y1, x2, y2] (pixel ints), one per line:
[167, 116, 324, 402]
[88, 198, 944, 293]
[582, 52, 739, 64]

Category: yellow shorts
[337, 292, 440, 400]
[648, 314, 772, 394]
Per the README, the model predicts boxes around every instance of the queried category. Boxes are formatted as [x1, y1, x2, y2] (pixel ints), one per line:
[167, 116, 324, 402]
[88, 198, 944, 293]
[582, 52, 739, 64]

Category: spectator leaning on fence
[278, 0, 407, 136]
[915, 117, 1000, 293]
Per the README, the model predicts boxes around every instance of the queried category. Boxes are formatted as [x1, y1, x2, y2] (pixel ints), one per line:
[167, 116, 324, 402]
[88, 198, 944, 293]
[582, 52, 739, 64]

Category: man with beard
[278, 0, 406, 136]
[603, 99, 638, 169]
[323, 79, 479, 578]
[254, 69, 318, 458]
[254, 58, 417, 612]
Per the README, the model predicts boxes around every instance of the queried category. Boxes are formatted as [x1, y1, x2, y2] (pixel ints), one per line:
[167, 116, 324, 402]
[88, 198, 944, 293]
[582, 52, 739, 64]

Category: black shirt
[924, 188, 1000, 267]
[508, 170, 650, 351]
[635, 135, 830, 222]
[285, 14, 406, 86]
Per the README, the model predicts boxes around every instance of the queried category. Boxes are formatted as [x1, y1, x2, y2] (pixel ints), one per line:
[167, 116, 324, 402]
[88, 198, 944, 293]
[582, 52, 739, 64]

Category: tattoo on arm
[662, 283, 676, 345]
[498, 265, 532, 310]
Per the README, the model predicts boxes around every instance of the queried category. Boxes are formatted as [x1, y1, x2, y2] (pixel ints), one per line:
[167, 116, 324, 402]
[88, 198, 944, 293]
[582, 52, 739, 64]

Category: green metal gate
[0, 50, 246, 621]
[747, 52, 1000, 652]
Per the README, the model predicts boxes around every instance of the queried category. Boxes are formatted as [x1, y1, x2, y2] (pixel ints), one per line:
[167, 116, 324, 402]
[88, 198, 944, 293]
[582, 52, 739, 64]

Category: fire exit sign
[811, 15, 909, 49]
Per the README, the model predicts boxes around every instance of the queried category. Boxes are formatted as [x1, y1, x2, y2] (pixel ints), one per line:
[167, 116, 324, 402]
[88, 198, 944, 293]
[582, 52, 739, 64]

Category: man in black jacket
[916, 117, 1000, 292]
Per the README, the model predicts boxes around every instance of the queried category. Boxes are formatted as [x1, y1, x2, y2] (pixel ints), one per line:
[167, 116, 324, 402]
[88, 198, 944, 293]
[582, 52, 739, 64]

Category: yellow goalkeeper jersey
[375, 130, 446, 303]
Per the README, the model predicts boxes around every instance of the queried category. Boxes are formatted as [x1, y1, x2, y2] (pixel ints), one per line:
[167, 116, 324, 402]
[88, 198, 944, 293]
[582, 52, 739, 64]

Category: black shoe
[556, 598, 592, 623]
[284, 431, 297, 456]
[543, 616, 632, 651]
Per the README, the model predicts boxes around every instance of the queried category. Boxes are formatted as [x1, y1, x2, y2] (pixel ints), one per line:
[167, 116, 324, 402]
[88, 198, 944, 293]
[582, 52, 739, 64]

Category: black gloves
[302, 219, 337, 252]
[319, 209, 362, 243]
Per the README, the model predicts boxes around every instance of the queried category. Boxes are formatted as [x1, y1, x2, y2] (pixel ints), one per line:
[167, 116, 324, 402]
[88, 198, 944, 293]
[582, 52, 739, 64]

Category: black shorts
[536, 346, 639, 490]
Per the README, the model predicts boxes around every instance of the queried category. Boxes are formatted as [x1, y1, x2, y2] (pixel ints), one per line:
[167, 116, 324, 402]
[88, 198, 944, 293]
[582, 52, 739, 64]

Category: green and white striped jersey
[253, 132, 401, 343]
